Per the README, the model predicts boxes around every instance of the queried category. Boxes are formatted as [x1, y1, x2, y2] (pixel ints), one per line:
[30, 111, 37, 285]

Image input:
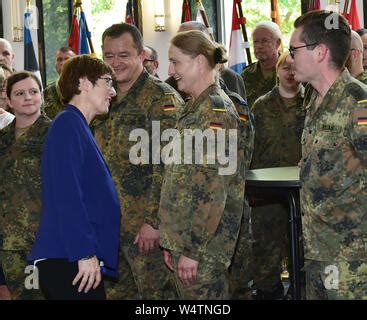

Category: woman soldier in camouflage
[0, 71, 50, 299]
[159, 30, 245, 299]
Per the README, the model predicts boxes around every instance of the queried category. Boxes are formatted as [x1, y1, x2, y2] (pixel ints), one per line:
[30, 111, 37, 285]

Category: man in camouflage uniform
[93, 23, 183, 300]
[290, 10, 367, 299]
[0, 113, 50, 300]
[43, 47, 75, 119]
[249, 52, 306, 299]
[347, 31, 367, 85]
[241, 21, 282, 109]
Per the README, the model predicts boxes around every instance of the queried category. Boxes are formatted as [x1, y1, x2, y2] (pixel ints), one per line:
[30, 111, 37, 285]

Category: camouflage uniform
[356, 70, 367, 85]
[219, 80, 255, 299]
[159, 84, 245, 299]
[93, 70, 183, 300]
[43, 81, 64, 119]
[241, 61, 277, 110]
[250, 86, 305, 297]
[0, 115, 50, 300]
[300, 69, 367, 299]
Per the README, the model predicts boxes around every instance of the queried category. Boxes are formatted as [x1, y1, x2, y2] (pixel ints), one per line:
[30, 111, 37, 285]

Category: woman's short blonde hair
[276, 51, 291, 73]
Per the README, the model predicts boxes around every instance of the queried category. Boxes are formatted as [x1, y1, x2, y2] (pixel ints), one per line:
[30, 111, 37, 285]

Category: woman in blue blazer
[29, 55, 120, 300]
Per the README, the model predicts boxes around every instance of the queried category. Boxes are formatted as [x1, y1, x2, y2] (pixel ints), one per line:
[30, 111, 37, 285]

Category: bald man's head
[0, 39, 15, 69]
[347, 30, 364, 77]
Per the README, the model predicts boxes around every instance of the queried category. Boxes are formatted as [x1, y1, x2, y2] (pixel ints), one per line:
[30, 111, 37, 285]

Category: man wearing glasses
[346, 30, 367, 84]
[143, 46, 159, 78]
[241, 21, 282, 109]
[93, 23, 183, 300]
[290, 10, 367, 300]
[356, 29, 367, 70]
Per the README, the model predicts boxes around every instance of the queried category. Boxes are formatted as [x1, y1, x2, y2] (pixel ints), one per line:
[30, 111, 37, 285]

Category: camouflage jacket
[93, 70, 184, 243]
[220, 79, 255, 169]
[0, 115, 50, 251]
[300, 69, 367, 261]
[241, 61, 276, 110]
[159, 84, 245, 267]
[43, 81, 64, 119]
[356, 70, 367, 85]
[251, 86, 306, 169]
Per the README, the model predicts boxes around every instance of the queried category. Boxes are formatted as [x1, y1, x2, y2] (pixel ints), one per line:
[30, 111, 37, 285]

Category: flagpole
[195, 0, 214, 41]
[236, 0, 252, 64]
[79, 4, 95, 54]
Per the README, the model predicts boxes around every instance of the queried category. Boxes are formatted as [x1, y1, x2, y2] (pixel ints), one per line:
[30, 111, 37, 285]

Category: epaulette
[346, 82, 367, 102]
[209, 93, 227, 113]
[226, 91, 248, 106]
[155, 81, 177, 95]
[242, 62, 257, 73]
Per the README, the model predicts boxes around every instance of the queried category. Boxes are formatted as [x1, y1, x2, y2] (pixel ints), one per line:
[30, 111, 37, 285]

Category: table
[245, 166, 302, 300]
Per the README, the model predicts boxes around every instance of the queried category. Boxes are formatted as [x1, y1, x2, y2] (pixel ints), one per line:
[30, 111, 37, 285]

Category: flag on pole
[195, 0, 214, 39]
[271, 0, 281, 27]
[181, 0, 192, 23]
[24, 7, 39, 73]
[195, 0, 206, 26]
[342, 0, 361, 30]
[308, 0, 320, 11]
[68, 12, 80, 55]
[228, 0, 246, 74]
[125, 0, 135, 25]
[79, 11, 91, 54]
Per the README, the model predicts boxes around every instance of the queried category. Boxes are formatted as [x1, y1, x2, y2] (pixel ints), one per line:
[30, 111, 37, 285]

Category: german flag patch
[209, 122, 224, 130]
[354, 117, 367, 126]
[162, 104, 175, 112]
[239, 113, 249, 122]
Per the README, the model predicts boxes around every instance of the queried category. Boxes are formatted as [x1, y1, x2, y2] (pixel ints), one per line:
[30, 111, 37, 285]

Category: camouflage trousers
[251, 200, 290, 293]
[304, 259, 367, 300]
[0, 250, 44, 300]
[228, 200, 254, 299]
[105, 244, 177, 300]
[171, 253, 229, 300]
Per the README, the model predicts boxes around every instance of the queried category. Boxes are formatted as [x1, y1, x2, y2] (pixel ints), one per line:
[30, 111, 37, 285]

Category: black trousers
[37, 259, 106, 300]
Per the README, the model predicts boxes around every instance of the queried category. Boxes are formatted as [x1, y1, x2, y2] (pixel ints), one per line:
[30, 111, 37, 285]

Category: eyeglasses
[12, 88, 40, 97]
[143, 58, 155, 64]
[289, 43, 318, 59]
[99, 77, 114, 89]
[253, 38, 274, 46]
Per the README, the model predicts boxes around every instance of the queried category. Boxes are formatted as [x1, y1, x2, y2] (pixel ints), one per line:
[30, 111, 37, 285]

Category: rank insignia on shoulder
[239, 113, 249, 122]
[212, 106, 227, 113]
[162, 105, 176, 111]
[209, 122, 224, 130]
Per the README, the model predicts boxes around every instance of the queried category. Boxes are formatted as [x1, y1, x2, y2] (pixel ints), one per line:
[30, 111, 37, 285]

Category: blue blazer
[29, 105, 121, 277]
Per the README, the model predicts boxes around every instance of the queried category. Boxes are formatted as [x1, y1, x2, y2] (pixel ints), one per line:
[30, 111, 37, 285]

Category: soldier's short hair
[146, 46, 158, 61]
[58, 54, 115, 104]
[6, 71, 42, 99]
[57, 46, 75, 54]
[102, 23, 144, 54]
[171, 30, 227, 69]
[253, 21, 283, 41]
[294, 10, 351, 69]
[356, 28, 367, 37]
